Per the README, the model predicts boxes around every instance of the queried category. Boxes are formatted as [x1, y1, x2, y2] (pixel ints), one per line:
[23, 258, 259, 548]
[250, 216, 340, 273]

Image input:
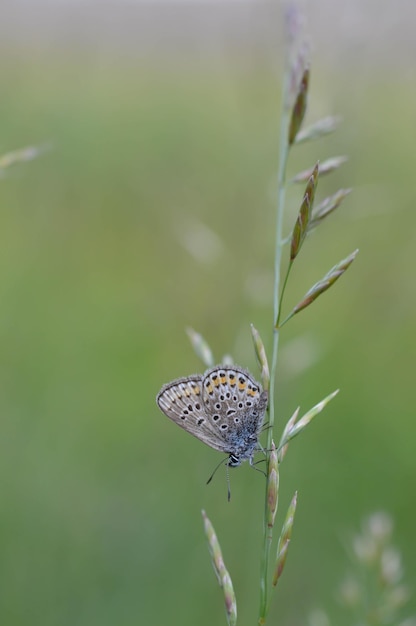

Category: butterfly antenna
[226, 464, 231, 502]
[206, 456, 227, 486]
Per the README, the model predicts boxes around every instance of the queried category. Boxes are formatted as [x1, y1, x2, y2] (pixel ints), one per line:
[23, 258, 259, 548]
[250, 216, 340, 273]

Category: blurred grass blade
[294, 115, 342, 144]
[186, 327, 214, 367]
[290, 162, 319, 260]
[288, 67, 309, 145]
[289, 249, 358, 318]
[250, 324, 270, 390]
[338, 513, 413, 625]
[291, 156, 348, 183]
[0, 143, 50, 173]
[285, 1, 310, 109]
[279, 390, 339, 449]
[272, 492, 298, 586]
[222, 354, 234, 366]
[310, 188, 352, 229]
[277, 407, 300, 463]
[202, 510, 237, 626]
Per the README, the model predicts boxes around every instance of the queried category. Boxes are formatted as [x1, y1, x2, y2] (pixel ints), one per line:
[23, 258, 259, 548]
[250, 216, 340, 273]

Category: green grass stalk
[258, 62, 292, 623]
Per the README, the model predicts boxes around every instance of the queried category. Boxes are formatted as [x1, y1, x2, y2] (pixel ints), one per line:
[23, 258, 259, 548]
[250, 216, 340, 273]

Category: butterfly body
[156, 365, 268, 467]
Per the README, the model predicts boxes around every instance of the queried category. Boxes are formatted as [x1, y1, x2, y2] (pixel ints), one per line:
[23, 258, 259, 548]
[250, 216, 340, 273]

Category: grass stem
[258, 58, 292, 622]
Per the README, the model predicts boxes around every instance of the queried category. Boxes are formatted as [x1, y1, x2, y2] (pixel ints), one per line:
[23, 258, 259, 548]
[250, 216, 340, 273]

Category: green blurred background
[0, 2, 415, 625]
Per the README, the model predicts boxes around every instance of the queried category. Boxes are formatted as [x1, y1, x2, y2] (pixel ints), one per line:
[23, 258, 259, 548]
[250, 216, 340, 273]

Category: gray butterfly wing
[156, 375, 230, 452]
[202, 365, 263, 420]
[201, 366, 268, 450]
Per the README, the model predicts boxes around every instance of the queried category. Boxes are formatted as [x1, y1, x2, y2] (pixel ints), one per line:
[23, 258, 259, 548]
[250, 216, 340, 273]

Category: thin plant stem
[276, 261, 293, 329]
[258, 62, 292, 623]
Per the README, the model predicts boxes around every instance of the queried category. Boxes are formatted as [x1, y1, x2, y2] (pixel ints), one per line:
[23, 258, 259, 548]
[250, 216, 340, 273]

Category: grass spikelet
[288, 67, 309, 145]
[202, 510, 237, 626]
[186, 327, 215, 367]
[284, 250, 358, 322]
[272, 492, 298, 587]
[277, 407, 300, 463]
[310, 188, 352, 229]
[291, 156, 348, 183]
[251, 324, 270, 390]
[290, 162, 319, 260]
[294, 115, 342, 144]
[279, 390, 339, 448]
[266, 442, 279, 531]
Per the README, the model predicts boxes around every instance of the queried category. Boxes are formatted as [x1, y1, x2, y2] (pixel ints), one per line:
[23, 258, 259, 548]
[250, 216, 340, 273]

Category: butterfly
[156, 365, 268, 469]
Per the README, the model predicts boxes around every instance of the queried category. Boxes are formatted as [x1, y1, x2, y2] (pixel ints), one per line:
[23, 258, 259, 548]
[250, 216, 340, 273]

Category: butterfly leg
[249, 456, 267, 477]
